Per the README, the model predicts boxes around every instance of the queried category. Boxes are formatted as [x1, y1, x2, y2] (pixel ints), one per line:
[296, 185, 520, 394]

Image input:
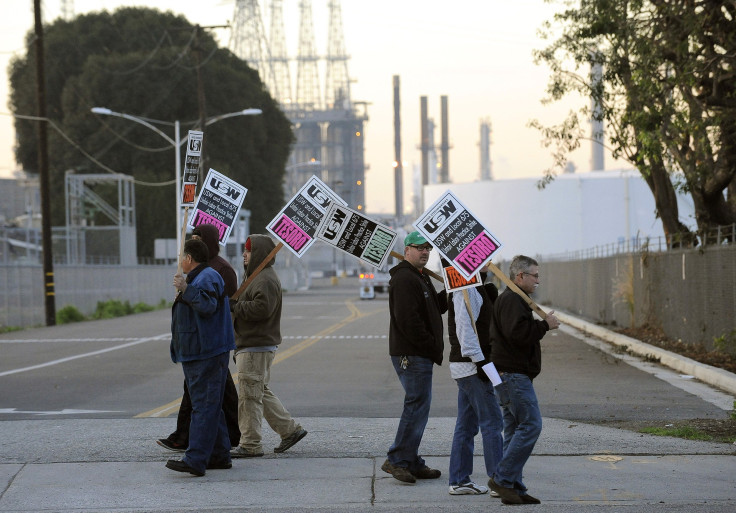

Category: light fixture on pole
[91, 107, 262, 255]
[285, 159, 322, 198]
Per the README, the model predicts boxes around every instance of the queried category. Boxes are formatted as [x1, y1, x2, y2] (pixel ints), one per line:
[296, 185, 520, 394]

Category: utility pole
[192, 24, 228, 183]
[34, 0, 56, 325]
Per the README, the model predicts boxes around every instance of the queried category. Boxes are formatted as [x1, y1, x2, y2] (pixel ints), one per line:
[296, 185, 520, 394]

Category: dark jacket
[490, 287, 550, 379]
[194, 223, 237, 297]
[232, 234, 282, 350]
[388, 260, 448, 365]
[448, 281, 494, 363]
[170, 263, 235, 363]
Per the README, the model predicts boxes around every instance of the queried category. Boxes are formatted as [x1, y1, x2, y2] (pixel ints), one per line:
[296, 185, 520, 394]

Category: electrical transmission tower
[59, 0, 74, 19]
[295, 0, 321, 110]
[230, 0, 279, 100]
[325, 0, 350, 110]
[268, 0, 292, 105]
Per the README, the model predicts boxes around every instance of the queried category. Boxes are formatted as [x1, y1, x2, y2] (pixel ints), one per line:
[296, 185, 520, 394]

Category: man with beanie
[446, 260, 503, 496]
[231, 234, 307, 458]
[157, 223, 241, 452]
[381, 231, 447, 484]
[166, 238, 235, 476]
[488, 255, 560, 504]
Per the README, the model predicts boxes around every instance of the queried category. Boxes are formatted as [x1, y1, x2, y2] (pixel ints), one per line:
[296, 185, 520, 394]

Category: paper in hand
[482, 361, 503, 387]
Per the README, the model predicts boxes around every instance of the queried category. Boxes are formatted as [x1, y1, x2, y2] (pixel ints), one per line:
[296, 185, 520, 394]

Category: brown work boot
[381, 459, 416, 484]
[488, 477, 522, 504]
[411, 464, 441, 479]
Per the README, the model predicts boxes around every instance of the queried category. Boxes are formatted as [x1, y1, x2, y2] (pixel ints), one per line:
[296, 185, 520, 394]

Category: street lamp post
[91, 107, 262, 255]
[285, 159, 322, 199]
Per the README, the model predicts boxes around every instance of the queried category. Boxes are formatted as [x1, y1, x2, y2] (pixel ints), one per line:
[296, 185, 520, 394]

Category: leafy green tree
[532, 0, 735, 244]
[9, 7, 294, 257]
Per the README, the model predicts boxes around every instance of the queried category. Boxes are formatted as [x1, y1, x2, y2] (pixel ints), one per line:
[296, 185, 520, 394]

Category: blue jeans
[493, 373, 542, 492]
[387, 355, 434, 471]
[181, 351, 232, 474]
[449, 374, 504, 486]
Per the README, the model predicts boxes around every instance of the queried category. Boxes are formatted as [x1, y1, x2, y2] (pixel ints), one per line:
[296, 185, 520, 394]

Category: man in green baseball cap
[381, 230, 447, 484]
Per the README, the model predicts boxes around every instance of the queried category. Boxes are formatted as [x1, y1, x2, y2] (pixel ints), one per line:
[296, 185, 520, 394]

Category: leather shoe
[166, 459, 204, 477]
[411, 465, 441, 479]
[274, 427, 308, 453]
[488, 477, 522, 504]
[206, 459, 232, 470]
[520, 493, 541, 504]
[380, 459, 416, 483]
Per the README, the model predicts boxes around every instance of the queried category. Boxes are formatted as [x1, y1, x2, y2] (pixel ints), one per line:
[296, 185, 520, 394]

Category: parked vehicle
[359, 269, 390, 299]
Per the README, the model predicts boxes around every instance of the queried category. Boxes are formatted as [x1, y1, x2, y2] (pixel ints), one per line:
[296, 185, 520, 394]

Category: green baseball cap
[404, 231, 428, 247]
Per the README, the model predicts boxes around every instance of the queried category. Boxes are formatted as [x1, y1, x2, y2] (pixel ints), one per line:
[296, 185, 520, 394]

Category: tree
[532, 0, 735, 244]
[9, 7, 294, 257]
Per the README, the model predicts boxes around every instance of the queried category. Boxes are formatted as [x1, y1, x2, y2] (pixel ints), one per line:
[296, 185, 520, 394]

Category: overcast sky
[0, 0, 628, 214]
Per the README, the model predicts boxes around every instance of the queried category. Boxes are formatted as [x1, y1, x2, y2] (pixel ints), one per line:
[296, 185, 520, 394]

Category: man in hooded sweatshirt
[157, 223, 241, 452]
[381, 231, 447, 484]
[230, 234, 307, 458]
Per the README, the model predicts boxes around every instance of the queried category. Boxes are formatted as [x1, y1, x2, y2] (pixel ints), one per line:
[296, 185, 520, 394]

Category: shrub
[92, 300, 133, 319]
[56, 305, 86, 324]
[132, 302, 157, 313]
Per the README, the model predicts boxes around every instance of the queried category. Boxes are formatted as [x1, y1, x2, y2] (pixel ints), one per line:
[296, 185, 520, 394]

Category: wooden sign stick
[176, 206, 190, 275]
[485, 261, 548, 320]
[389, 250, 444, 282]
[389, 250, 547, 320]
[231, 242, 284, 301]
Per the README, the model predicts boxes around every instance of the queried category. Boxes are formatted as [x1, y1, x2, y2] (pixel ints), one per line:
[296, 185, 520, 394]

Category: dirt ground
[609, 324, 736, 444]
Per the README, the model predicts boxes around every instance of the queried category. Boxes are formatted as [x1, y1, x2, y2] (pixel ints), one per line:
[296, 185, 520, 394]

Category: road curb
[555, 311, 736, 398]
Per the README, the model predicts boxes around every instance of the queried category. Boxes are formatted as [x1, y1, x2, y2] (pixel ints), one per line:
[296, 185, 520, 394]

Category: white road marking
[0, 334, 169, 377]
[0, 338, 142, 343]
[0, 408, 121, 415]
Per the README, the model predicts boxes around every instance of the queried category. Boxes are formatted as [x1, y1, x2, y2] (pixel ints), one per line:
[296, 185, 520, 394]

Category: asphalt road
[1, 276, 734, 512]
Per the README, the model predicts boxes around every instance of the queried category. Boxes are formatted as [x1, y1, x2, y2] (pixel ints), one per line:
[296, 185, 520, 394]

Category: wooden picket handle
[388, 250, 547, 320]
[389, 250, 443, 282]
[231, 242, 284, 301]
[485, 261, 548, 320]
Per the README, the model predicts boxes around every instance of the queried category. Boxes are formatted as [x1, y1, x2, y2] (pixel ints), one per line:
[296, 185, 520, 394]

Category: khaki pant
[235, 351, 299, 452]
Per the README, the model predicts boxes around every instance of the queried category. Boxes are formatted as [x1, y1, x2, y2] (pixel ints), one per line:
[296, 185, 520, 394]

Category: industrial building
[230, 0, 367, 210]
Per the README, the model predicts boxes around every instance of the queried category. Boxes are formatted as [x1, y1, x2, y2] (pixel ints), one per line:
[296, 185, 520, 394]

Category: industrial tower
[229, 0, 367, 210]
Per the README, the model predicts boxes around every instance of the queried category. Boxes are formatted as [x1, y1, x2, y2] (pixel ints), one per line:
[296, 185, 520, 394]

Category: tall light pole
[91, 107, 262, 253]
[285, 159, 322, 199]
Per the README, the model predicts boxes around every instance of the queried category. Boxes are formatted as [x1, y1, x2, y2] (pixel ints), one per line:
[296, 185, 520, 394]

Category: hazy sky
[0, 0, 626, 214]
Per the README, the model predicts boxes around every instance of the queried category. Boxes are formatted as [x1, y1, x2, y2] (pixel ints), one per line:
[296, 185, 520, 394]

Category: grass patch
[52, 298, 169, 325]
[640, 425, 713, 441]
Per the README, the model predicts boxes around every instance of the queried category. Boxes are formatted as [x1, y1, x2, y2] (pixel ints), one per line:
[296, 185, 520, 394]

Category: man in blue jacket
[166, 238, 236, 477]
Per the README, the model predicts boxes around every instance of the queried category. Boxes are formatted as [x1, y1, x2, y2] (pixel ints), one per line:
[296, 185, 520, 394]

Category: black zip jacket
[388, 260, 448, 365]
[490, 287, 550, 379]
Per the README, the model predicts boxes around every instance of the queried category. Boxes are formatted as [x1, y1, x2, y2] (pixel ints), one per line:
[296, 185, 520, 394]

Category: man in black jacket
[488, 255, 560, 505]
[381, 231, 448, 484]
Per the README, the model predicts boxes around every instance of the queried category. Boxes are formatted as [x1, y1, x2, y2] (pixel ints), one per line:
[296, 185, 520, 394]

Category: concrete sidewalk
[2, 313, 735, 512]
[1, 417, 734, 512]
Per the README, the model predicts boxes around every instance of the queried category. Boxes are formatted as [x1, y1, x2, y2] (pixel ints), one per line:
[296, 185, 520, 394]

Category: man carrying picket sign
[381, 231, 448, 484]
[230, 234, 307, 458]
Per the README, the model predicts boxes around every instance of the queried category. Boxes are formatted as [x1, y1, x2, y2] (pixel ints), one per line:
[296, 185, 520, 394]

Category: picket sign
[388, 250, 547, 320]
[231, 242, 284, 301]
[388, 250, 443, 282]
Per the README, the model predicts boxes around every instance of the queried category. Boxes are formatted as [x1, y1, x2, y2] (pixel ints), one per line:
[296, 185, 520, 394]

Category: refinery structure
[230, 0, 368, 211]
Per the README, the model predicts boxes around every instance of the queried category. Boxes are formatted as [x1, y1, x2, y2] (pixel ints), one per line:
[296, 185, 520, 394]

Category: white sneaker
[449, 482, 489, 495]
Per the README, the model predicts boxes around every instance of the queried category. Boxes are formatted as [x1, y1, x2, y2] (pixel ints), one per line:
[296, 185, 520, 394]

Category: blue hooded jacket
[170, 263, 235, 363]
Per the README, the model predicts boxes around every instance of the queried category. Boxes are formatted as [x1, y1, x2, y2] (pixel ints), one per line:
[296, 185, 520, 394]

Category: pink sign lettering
[271, 215, 311, 252]
[455, 233, 497, 274]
